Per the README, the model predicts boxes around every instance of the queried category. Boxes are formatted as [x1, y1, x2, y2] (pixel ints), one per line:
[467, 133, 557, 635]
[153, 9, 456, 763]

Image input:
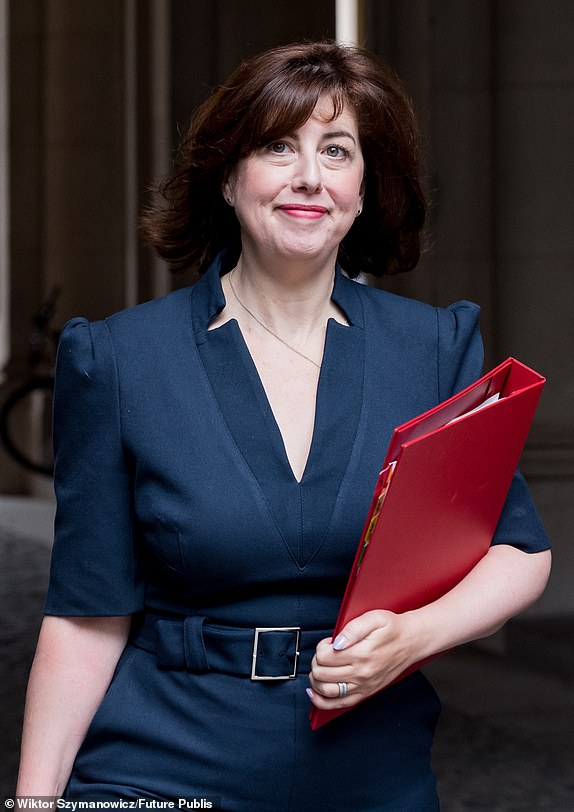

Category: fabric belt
[130, 614, 330, 680]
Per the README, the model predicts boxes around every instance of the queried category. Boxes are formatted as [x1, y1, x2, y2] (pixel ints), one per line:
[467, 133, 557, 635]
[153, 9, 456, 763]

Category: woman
[18, 41, 551, 810]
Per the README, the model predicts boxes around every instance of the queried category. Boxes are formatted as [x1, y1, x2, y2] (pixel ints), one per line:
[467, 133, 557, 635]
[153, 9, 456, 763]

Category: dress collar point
[332, 266, 366, 329]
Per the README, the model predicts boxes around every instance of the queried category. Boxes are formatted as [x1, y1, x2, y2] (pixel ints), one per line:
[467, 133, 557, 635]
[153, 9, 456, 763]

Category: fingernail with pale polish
[306, 688, 314, 700]
[332, 634, 348, 650]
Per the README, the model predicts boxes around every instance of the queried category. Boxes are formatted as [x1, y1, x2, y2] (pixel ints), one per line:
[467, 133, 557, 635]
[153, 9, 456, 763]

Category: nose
[291, 153, 323, 193]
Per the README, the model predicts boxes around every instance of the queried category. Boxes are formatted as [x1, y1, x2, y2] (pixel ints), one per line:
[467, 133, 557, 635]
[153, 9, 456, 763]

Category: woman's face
[225, 95, 364, 266]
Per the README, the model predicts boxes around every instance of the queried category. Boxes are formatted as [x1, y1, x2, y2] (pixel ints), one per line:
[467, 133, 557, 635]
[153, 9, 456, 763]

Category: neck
[229, 247, 341, 338]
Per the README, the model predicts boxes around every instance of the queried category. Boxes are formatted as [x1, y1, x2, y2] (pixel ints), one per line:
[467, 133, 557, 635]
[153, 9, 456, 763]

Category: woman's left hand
[307, 546, 552, 710]
[308, 609, 420, 710]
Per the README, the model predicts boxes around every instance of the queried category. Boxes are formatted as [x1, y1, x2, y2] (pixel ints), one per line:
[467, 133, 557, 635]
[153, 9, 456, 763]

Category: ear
[355, 176, 366, 217]
[222, 173, 235, 207]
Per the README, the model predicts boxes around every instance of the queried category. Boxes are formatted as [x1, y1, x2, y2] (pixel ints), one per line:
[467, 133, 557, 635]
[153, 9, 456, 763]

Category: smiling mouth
[278, 204, 328, 219]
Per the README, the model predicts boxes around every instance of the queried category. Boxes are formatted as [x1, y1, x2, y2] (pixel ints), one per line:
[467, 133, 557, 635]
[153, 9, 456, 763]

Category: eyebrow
[321, 130, 357, 144]
[284, 129, 357, 145]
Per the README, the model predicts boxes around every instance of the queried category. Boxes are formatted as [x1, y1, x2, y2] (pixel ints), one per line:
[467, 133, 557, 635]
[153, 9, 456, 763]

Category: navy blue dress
[45, 253, 550, 810]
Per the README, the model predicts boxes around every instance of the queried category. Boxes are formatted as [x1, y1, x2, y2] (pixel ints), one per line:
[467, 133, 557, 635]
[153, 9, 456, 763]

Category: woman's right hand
[16, 614, 131, 797]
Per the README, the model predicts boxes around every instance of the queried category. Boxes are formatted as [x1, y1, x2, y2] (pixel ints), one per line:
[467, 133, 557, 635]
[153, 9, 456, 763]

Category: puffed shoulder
[436, 300, 483, 400]
[56, 315, 114, 377]
[52, 317, 121, 442]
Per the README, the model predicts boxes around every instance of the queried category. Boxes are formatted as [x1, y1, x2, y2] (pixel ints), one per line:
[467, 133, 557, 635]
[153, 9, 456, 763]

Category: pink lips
[278, 204, 328, 219]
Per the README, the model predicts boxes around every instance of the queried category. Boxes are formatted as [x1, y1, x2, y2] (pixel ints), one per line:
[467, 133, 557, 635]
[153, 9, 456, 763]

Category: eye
[267, 141, 290, 154]
[324, 144, 350, 159]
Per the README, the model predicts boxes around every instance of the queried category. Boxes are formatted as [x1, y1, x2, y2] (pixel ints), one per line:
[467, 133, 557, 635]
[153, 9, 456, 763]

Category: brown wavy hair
[141, 41, 426, 278]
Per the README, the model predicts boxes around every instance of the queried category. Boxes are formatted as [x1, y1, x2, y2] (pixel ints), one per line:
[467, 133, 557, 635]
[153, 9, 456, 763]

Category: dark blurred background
[1, 1, 573, 808]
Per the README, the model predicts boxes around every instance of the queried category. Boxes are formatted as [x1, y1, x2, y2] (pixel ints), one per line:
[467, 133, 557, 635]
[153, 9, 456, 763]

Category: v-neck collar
[190, 252, 366, 568]
[191, 250, 365, 338]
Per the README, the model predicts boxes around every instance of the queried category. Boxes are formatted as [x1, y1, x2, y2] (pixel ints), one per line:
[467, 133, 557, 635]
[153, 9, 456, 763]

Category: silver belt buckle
[251, 626, 301, 680]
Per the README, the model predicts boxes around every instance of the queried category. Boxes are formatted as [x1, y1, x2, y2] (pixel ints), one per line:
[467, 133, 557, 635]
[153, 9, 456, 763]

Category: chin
[273, 238, 338, 261]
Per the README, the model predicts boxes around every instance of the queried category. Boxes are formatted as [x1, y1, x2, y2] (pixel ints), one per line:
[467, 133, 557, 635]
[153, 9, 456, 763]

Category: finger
[306, 685, 360, 710]
[313, 642, 354, 668]
[309, 678, 340, 699]
[309, 675, 357, 699]
[310, 661, 354, 685]
[331, 609, 394, 651]
[313, 638, 349, 665]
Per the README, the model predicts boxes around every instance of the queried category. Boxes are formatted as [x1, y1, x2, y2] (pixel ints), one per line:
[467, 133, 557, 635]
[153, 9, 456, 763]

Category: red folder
[310, 357, 545, 729]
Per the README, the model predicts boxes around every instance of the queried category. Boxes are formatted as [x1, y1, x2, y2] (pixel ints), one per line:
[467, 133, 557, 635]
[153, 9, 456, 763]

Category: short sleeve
[436, 300, 550, 555]
[491, 470, 550, 552]
[44, 317, 145, 616]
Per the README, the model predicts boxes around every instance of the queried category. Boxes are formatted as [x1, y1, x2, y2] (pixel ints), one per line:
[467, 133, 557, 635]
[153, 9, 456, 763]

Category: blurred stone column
[10, 0, 170, 329]
[494, 0, 574, 614]
[129, 0, 172, 303]
[0, 0, 8, 374]
[426, 1, 496, 358]
[3, 0, 45, 493]
[42, 0, 130, 320]
[364, 0, 436, 304]
[365, 1, 497, 356]
[4, 0, 170, 493]
[5, 0, 131, 494]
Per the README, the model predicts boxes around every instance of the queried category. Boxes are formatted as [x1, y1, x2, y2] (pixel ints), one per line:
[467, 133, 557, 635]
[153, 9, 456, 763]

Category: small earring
[357, 206, 362, 216]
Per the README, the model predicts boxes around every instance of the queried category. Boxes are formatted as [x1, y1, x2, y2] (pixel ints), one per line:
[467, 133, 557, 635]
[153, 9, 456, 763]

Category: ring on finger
[337, 681, 349, 698]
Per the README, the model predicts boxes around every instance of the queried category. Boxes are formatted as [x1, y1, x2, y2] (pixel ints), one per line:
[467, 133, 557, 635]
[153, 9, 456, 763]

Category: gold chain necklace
[228, 269, 322, 369]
